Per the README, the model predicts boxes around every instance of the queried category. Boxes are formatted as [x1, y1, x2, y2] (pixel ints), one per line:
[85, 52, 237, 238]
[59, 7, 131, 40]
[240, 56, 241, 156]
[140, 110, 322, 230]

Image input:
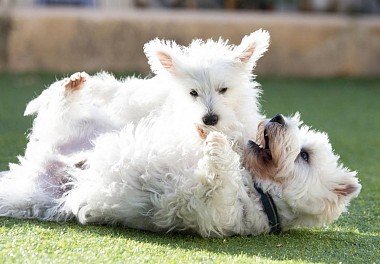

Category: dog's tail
[24, 77, 66, 116]
[24, 84, 54, 116]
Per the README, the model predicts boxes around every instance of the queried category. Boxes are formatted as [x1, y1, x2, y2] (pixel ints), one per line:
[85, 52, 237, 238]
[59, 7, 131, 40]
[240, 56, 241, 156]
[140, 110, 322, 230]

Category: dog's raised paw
[64, 72, 88, 92]
[205, 132, 228, 147]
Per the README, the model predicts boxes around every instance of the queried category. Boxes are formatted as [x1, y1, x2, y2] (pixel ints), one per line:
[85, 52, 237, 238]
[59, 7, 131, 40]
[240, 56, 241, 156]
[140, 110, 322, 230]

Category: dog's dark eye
[190, 90, 198, 97]
[219, 87, 228, 94]
[300, 150, 309, 162]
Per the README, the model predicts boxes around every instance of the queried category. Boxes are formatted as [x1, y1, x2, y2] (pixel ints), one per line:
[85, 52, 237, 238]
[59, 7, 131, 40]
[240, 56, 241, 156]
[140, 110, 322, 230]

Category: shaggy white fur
[0, 30, 361, 237]
[0, 30, 269, 222]
[0, 112, 361, 237]
[22, 29, 269, 159]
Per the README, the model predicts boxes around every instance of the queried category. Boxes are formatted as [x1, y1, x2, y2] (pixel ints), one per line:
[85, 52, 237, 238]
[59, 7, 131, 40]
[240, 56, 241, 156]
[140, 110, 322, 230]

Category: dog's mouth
[247, 128, 272, 161]
[246, 114, 288, 163]
[264, 129, 270, 150]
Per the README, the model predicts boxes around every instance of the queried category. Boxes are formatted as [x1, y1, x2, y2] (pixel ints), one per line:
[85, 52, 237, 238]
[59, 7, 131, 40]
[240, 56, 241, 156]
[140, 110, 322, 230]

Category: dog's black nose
[270, 114, 285, 125]
[202, 114, 219, 126]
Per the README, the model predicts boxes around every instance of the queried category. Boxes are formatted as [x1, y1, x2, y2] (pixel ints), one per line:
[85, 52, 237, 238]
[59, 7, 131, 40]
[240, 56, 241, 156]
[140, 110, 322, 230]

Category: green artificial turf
[0, 73, 379, 263]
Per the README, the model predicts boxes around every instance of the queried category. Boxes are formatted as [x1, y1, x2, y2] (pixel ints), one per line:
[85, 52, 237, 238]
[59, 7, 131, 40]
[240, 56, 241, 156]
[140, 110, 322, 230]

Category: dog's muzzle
[247, 113, 287, 158]
[202, 114, 219, 126]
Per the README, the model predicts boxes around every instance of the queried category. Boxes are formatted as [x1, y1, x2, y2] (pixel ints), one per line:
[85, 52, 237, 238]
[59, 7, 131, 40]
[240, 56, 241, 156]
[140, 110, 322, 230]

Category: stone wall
[1, 8, 380, 76]
[0, 11, 11, 71]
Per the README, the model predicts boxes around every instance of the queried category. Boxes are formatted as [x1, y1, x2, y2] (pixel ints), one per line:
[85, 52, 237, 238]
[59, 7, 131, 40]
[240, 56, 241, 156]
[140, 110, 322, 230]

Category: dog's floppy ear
[236, 29, 270, 69]
[143, 38, 180, 75]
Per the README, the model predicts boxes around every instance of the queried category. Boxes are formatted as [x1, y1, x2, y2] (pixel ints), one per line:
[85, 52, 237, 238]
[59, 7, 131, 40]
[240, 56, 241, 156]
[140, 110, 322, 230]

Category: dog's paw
[205, 131, 228, 146]
[64, 72, 88, 92]
[204, 132, 229, 158]
[201, 132, 236, 181]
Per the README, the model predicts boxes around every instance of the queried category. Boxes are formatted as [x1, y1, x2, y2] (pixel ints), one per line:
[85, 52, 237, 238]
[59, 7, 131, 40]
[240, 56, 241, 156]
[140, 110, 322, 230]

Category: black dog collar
[254, 183, 281, 234]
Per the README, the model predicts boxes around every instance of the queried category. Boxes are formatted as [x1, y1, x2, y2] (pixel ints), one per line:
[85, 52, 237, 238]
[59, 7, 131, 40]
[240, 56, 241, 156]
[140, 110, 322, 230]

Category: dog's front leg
[197, 131, 240, 186]
[191, 132, 249, 236]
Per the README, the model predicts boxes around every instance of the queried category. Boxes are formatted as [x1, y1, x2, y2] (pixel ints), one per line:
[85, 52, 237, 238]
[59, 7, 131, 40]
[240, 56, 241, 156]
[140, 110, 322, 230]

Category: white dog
[2, 31, 269, 214]
[0, 30, 270, 227]
[0, 29, 360, 236]
[0, 112, 361, 237]
[21, 29, 270, 161]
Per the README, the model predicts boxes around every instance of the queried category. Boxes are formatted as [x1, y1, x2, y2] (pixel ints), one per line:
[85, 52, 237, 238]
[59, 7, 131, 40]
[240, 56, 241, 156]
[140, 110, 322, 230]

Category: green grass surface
[0, 73, 379, 263]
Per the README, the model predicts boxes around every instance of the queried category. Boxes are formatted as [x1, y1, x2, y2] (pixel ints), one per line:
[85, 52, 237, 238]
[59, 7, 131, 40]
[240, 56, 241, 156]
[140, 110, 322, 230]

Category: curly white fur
[0, 113, 361, 237]
[0, 30, 361, 237]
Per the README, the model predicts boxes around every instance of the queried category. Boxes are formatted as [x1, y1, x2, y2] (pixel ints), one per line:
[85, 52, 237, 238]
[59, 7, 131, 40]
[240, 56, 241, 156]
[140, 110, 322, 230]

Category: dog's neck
[270, 194, 299, 231]
[253, 180, 299, 231]
[253, 183, 281, 234]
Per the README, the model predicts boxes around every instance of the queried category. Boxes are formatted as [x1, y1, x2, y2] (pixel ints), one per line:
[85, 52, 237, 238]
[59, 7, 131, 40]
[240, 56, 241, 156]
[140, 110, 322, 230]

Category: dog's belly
[57, 138, 94, 156]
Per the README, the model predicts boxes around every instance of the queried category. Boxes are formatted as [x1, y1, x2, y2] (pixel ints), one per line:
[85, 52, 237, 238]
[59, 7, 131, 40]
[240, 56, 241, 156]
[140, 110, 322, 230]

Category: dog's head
[143, 30, 270, 135]
[244, 114, 361, 228]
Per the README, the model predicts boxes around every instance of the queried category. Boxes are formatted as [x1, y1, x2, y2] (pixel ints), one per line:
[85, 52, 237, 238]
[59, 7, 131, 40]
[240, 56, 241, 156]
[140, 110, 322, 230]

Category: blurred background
[2, 0, 380, 12]
[0, 0, 379, 76]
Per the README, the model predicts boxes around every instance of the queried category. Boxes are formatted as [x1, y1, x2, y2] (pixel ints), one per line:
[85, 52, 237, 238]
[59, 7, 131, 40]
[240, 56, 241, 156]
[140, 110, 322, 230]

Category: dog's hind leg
[63, 72, 88, 93]
[0, 159, 73, 221]
[23, 72, 116, 158]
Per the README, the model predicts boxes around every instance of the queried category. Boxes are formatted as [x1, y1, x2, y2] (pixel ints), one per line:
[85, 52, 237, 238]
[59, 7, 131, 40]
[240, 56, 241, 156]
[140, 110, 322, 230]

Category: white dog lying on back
[0, 110, 360, 237]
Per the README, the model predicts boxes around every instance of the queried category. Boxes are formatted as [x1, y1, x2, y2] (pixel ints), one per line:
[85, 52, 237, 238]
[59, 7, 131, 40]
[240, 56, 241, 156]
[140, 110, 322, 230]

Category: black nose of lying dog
[270, 114, 285, 125]
[202, 114, 219, 126]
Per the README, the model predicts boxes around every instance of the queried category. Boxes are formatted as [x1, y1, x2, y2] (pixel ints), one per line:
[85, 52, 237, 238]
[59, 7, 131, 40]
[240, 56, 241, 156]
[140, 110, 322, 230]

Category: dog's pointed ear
[236, 29, 270, 69]
[156, 51, 174, 72]
[144, 39, 179, 75]
[333, 171, 361, 198]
